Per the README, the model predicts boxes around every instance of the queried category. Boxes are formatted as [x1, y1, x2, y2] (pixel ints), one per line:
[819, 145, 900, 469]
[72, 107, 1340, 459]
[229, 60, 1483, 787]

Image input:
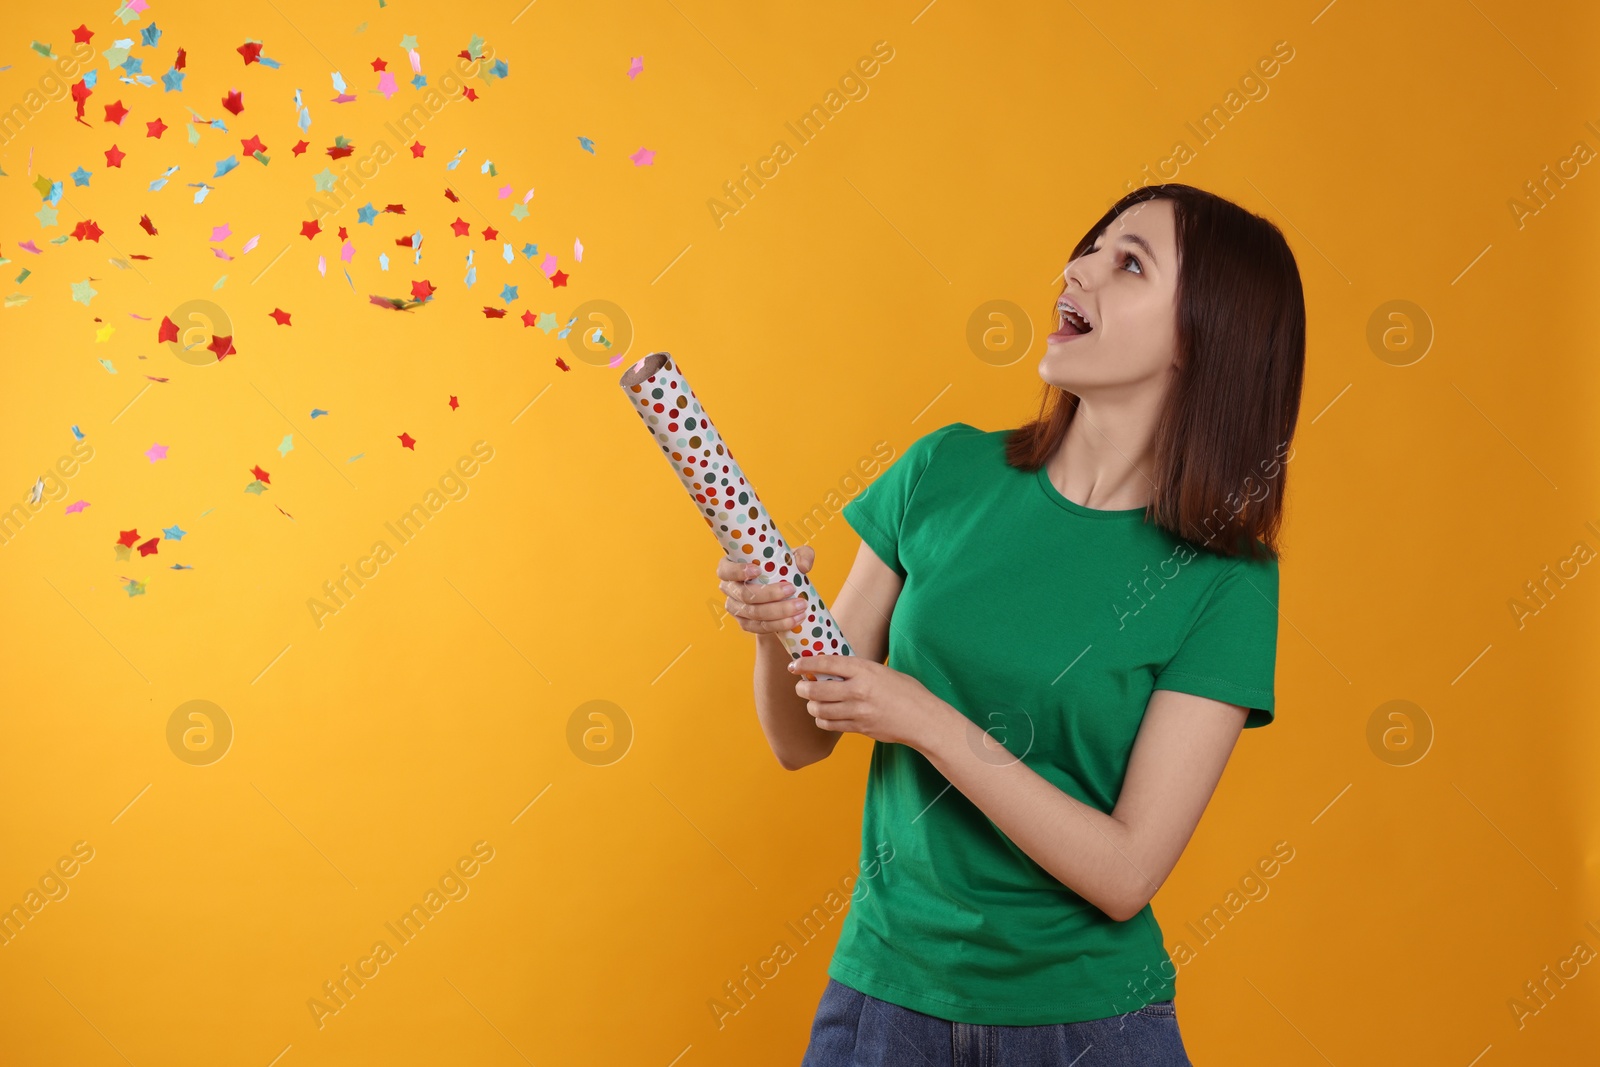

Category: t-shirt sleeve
[1152, 553, 1280, 728]
[841, 422, 971, 579]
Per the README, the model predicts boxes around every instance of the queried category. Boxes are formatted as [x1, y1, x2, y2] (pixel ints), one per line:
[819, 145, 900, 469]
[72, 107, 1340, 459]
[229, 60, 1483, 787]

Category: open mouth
[1054, 300, 1093, 335]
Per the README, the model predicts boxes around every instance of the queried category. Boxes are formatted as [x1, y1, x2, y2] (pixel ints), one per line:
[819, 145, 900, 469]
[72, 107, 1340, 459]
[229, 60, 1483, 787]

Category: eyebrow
[1093, 232, 1159, 270]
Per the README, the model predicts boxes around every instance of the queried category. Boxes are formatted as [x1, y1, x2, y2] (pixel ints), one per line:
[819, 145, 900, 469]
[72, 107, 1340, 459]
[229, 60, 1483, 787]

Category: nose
[1062, 252, 1095, 294]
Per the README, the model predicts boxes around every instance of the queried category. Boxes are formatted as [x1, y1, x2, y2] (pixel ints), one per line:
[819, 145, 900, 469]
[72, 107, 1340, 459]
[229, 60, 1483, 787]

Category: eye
[1089, 243, 1143, 276]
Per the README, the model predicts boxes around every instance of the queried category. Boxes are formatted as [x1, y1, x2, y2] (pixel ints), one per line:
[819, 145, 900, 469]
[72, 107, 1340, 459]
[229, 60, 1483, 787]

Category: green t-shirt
[829, 421, 1279, 1025]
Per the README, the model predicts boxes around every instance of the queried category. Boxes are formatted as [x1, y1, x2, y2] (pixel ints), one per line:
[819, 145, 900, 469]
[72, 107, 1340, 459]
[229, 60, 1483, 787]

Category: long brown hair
[1006, 183, 1305, 561]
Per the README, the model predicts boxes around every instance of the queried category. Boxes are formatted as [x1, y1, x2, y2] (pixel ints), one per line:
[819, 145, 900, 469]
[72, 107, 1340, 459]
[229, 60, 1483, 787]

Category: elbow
[1113, 895, 1152, 927]
[1108, 888, 1153, 924]
[1107, 899, 1143, 924]
[775, 751, 815, 772]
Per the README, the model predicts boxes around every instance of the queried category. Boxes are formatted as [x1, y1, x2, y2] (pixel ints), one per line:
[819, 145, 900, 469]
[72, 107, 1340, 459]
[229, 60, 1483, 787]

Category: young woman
[716, 183, 1305, 1066]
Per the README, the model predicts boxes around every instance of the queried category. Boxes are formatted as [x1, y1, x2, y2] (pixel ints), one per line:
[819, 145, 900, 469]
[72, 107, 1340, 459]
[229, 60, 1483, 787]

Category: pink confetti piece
[628, 56, 644, 79]
[629, 146, 656, 166]
[65, 500, 90, 514]
[241, 234, 260, 254]
[377, 71, 399, 98]
[211, 224, 231, 241]
[18, 241, 41, 254]
[497, 185, 512, 199]
[540, 253, 557, 277]
[340, 240, 356, 263]
[574, 237, 583, 262]
[212, 247, 234, 260]
[317, 255, 326, 276]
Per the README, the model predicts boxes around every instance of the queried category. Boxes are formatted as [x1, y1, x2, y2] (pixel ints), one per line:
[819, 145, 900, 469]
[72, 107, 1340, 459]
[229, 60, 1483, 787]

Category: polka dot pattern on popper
[619, 352, 852, 681]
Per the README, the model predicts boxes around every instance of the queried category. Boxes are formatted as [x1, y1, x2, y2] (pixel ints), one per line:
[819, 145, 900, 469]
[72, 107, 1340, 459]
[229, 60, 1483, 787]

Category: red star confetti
[73, 24, 94, 44]
[398, 433, 416, 450]
[409, 141, 426, 158]
[208, 334, 236, 359]
[481, 226, 498, 240]
[482, 307, 507, 318]
[268, 308, 292, 325]
[300, 219, 321, 239]
[175, 47, 187, 70]
[291, 139, 309, 156]
[222, 89, 244, 115]
[241, 134, 267, 157]
[139, 214, 157, 235]
[104, 100, 129, 125]
[450, 217, 470, 236]
[251, 465, 271, 483]
[238, 41, 264, 65]
[443, 187, 459, 202]
[410, 279, 434, 300]
[71, 219, 104, 242]
[555, 357, 571, 371]
[550, 270, 569, 287]
[117, 528, 140, 546]
[146, 117, 166, 138]
[448, 395, 459, 410]
[71, 78, 93, 125]
[157, 317, 178, 343]
[137, 537, 160, 557]
[371, 57, 387, 71]
[105, 144, 125, 167]
[327, 136, 355, 160]
[520, 310, 538, 327]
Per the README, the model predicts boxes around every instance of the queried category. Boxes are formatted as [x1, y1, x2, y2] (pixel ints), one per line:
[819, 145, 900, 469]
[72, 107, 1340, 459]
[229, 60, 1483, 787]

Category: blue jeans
[800, 978, 1192, 1066]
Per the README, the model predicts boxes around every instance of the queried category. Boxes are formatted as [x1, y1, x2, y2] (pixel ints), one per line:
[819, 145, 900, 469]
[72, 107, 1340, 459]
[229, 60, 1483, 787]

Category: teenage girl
[717, 183, 1305, 1066]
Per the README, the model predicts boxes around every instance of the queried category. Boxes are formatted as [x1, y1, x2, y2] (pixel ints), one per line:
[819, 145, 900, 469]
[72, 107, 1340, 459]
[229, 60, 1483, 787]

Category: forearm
[753, 633, 840, 770]
[917, 699, 1157, 921]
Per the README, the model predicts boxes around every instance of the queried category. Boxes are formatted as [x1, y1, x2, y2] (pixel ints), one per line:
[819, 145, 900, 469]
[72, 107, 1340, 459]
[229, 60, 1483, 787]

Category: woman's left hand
[788, 654, 948, 750]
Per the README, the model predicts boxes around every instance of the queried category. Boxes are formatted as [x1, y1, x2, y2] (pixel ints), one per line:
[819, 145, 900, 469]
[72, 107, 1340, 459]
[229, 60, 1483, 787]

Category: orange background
[2, 1, 1598, 1064]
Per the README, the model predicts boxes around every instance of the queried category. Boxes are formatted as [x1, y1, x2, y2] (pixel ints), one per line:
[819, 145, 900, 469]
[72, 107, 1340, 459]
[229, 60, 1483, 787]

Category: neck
[1045, 397, 1161, 511]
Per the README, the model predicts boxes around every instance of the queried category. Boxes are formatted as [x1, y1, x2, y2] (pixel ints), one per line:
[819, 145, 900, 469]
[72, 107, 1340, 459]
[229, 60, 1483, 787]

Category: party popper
[620, 351, 851, 682]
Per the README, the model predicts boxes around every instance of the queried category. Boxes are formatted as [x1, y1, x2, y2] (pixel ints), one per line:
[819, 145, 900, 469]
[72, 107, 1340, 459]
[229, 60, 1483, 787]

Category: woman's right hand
[717, 545, 816, 636]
